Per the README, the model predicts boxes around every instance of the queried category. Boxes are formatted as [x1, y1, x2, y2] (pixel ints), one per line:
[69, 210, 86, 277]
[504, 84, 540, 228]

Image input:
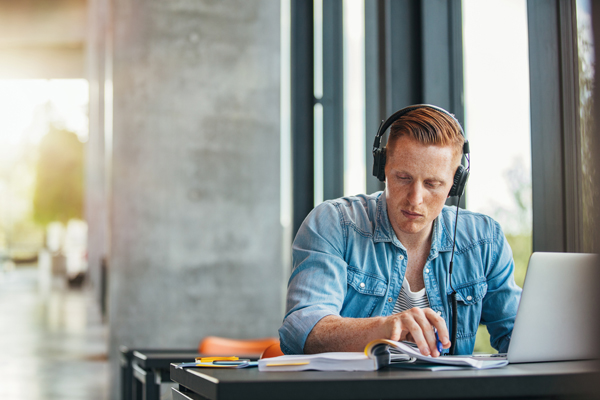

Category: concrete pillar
[86, 0, 108, 308]
[103, 0, 283, 395]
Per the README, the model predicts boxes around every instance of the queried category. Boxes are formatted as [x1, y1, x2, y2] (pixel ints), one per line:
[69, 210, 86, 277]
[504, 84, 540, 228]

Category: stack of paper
[258, 352, 378, 372]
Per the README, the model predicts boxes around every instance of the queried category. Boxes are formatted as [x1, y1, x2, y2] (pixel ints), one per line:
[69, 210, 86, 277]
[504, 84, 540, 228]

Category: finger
[400, 316, 432, 356]
[403, 308, 440, 356]
[386, 314, 403, 341]
[411, 309, 441, 356]
[423, 309, 451, 348]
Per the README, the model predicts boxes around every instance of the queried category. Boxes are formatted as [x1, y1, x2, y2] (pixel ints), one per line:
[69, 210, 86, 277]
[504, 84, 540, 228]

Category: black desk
[118, 346, 198, 400]
[131, 351, 200, 400]
[170, 360, 599, 400]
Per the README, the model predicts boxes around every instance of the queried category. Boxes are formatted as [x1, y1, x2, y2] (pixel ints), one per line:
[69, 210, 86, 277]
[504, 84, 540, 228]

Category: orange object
[259, 342, 284, 359]
[198, 336, 279, 357]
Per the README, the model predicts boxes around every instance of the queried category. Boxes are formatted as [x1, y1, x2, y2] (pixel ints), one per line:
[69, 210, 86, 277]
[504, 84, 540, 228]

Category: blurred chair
[259, 342, 284, 359]
[198, 336, 279, 357]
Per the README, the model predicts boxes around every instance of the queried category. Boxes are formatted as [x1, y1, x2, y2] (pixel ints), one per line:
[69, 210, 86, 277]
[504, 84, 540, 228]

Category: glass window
[0, 79, 88, 263]
[575, 0, 597, 252]
[342, 0, 365, 197]
[462, 0, 532, 353]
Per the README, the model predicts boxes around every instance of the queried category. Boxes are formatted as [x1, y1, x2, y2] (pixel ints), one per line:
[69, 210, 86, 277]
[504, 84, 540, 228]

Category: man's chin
[397, 222, 427, 235]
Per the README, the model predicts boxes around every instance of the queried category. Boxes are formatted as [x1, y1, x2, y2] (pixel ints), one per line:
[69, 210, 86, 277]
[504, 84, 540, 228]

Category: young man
[278, 105, 522, 357]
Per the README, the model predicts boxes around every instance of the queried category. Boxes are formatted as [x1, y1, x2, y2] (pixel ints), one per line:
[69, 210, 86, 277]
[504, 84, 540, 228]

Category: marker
[435, 329, 443, 354]
[196, 356, 239, 362]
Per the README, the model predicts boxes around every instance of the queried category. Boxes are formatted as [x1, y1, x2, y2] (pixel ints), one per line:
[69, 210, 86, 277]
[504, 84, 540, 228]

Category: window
[576, 0, 597, 252]
[462, 0, 532, 352]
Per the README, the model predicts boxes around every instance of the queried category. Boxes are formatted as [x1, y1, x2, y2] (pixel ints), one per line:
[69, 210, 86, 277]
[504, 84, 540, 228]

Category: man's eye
[426, 181, 440, 188]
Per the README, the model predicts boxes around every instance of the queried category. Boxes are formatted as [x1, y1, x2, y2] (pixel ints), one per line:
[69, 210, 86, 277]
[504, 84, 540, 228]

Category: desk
[118, 346, 198, 400]
[170, 360, 599, 400]
[131, 350, 199, 400]
[130, 351, 261, 400]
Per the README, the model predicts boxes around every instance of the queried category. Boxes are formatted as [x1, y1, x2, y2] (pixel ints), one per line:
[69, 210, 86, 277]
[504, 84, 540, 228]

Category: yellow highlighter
[196, 356, 239, 363]
[265, 361, 310, 367]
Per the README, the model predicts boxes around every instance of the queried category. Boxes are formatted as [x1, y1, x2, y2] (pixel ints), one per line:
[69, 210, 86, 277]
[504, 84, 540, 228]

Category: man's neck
[394, 222, 434, 253]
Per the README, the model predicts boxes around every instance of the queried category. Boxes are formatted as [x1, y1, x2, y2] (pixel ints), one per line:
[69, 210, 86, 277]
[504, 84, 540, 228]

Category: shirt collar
[374, 192, 453, 257]
[373, 191, 395, 244]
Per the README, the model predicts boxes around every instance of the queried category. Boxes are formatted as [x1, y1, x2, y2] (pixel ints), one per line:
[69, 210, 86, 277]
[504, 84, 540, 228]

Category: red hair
[388, 107, 464, 159]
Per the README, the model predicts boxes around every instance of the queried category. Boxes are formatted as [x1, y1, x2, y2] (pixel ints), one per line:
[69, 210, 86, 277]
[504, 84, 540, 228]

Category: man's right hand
[303, 308, 451, 356]
[384, 307, 451, 357]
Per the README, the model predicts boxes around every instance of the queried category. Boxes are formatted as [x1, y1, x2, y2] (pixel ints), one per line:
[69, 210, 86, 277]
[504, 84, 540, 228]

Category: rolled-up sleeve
[278, 202, 349, 354]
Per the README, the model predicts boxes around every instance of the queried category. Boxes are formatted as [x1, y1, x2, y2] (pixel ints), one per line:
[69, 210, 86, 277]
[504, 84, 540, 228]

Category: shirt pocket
[342, 267, 387, 318]
[454, 280, 488, 339]
[455, 280, 487, 305]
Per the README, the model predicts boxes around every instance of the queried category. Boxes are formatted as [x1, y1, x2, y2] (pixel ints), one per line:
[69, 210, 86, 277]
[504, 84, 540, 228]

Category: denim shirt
[279, 192, 522, 355]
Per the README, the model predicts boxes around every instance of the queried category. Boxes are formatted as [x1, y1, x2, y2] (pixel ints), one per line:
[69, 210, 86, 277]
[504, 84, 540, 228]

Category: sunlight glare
[0, 79, 89, 146]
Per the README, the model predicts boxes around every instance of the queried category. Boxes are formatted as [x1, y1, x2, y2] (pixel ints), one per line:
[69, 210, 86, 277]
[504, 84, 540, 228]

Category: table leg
[143, 368, 159, 400]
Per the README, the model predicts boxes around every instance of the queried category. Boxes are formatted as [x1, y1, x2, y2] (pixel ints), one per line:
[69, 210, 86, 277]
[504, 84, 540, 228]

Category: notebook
[491, 252, 600, 363]
[257, 344, 398, 372]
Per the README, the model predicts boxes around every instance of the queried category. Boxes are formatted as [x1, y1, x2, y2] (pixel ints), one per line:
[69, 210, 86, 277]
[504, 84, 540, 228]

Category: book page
[365, 339, 508, 369]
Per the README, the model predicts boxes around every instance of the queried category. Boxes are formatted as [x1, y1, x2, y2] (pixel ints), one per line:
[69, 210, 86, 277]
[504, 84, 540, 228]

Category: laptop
[499, 252, 600, 363]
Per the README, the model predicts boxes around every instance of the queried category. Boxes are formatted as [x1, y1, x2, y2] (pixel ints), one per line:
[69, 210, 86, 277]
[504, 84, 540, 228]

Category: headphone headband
[371, 104, 470, 198]
[372, 104, 467, 152]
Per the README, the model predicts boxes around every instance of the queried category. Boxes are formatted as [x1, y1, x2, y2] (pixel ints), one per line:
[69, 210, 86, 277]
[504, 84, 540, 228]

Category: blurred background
[0, 0, 597, 399]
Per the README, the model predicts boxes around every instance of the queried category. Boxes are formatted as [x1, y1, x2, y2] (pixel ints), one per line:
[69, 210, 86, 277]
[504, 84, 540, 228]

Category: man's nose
[407, 183, 424, 205]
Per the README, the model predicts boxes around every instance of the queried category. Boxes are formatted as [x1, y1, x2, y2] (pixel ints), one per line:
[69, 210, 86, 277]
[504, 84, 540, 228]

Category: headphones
[372, 104, 470, 198]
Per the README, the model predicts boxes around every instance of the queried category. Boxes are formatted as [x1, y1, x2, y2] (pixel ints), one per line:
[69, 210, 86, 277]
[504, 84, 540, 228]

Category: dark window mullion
[365, 0, 386, 195]
[528, 0, 582, 252]
[322, 0, 344, 201]
[291, 0, 314, 237]
[558, 0, 583, 252]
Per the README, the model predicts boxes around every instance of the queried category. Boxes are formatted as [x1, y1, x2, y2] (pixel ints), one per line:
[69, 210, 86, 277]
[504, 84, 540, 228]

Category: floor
[0, 264, 109, 400]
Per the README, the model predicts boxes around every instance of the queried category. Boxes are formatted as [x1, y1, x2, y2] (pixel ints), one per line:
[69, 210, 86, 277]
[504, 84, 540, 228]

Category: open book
[365, 339, 508, 370]
[258, 339, 508, 372]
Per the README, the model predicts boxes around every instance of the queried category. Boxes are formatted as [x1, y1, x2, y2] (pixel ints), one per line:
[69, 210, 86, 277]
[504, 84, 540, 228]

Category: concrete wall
[92, 0, 284, 394]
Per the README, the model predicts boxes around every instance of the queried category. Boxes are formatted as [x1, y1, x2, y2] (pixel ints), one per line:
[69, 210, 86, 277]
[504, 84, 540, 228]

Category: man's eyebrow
[391, 169, 446, 183]
[423, 174, 450, 185]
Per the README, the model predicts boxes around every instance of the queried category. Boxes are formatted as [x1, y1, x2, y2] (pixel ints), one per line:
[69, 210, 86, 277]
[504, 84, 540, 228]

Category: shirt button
[398, 255, 404, 260]
[360, 282, 365, 288]
[425, 268, 430, 273]
[466, 295, 472, 301]
[388, 297, 393, 302]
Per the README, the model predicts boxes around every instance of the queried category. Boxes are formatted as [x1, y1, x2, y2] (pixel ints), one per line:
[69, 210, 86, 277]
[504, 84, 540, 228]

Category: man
[278, 105, 522, 357]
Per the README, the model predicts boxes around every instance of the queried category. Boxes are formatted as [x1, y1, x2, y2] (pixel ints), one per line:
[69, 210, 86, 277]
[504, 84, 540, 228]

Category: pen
[435, 329, 443, 354]
[213, 359, 250, 365]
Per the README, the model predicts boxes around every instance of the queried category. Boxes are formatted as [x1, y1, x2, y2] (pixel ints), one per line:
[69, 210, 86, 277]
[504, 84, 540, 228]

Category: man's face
[385, 136, 459, 241]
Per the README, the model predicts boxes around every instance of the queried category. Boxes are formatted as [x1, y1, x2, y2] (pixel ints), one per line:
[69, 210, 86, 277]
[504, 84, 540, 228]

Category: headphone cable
[448, 194, 462, 355]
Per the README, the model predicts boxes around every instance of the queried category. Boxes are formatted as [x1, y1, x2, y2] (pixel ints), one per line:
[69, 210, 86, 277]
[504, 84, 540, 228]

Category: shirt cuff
[278, 306, 337, 354]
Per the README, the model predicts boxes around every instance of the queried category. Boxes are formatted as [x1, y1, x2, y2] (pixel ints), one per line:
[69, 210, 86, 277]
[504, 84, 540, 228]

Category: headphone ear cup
[449, 165, 470, 197]
[372, 147, 386, 182]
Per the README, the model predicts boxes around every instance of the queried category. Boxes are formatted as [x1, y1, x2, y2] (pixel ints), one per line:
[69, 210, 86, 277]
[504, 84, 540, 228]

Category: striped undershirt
[392, 277, 430, 314]
[391, 278, 430, 352]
